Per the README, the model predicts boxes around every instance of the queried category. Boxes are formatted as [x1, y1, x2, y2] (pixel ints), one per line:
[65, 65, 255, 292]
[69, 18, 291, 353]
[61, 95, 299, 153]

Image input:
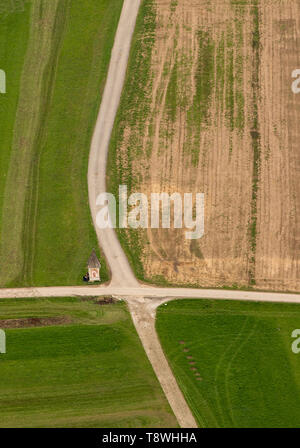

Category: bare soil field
[109, 0, 300, 291]
[256, 1, 300, 291]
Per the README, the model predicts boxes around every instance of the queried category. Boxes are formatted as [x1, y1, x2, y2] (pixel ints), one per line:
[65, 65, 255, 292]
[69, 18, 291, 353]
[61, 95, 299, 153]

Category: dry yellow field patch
[256, 1, 300, 291]
[109, 0, 300, 292]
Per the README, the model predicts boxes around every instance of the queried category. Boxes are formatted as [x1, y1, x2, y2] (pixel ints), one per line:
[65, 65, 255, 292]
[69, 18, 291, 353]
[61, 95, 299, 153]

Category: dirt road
[87, 0, 197, 427]
[128, 297, 197, 428]
[0, 285, 299, 302]
[88, 0, 140, 288]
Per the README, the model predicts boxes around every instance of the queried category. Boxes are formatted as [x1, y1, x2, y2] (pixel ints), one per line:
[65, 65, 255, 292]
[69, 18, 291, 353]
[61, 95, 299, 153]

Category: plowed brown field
[108, 0, 300, 291]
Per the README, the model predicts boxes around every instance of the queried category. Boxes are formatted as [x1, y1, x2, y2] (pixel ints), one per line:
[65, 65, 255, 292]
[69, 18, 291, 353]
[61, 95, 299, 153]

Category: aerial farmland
[0, 0, 299, 435]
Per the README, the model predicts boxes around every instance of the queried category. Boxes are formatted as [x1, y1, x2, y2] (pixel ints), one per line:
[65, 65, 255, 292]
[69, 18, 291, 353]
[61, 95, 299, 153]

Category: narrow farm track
[81, 0, 197, 428]
[0, 286, 299, 303]
[87, 0, 197, 426]
[88, 0, 140, 288]
[128, 297, 198, 428]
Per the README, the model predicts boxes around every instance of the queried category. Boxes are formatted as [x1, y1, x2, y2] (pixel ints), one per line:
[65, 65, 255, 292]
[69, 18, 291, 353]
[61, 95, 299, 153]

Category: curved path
[85, 0, 195, 427]
[88, 0, 140, 288]
[87, 0, 300, 424]
[2, 0, 299, 429]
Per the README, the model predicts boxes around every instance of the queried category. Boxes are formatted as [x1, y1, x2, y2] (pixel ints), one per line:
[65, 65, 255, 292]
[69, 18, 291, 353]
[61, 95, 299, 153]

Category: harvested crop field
[108, 0, 300, 291]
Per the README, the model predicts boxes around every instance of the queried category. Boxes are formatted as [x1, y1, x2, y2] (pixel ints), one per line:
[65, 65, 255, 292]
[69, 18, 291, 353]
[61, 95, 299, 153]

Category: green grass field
[0, 0, 125, 287]
[0, 297, 177, 428]
[156, 299, 300, 428]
